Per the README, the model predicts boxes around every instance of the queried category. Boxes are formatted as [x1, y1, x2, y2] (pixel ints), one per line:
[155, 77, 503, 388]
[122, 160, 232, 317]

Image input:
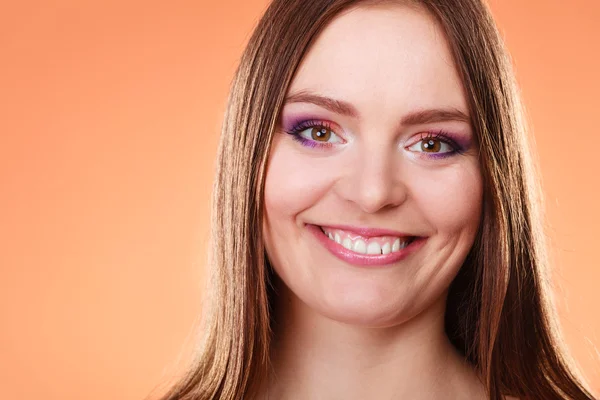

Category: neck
[264, 284, 485, 400]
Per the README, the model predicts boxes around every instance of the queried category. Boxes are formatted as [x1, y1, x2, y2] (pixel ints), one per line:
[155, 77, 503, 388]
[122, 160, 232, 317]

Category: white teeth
[334, 233, 341, 244]
[322, 227, 413, 255]
[367, 241, 381, 255]
[342, 238, 353, 250]
[353, 239, 367, 254]
[381, 242, 391, 255]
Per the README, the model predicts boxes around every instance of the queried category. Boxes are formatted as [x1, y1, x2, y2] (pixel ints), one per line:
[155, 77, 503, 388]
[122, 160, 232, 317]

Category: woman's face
[263, 4, 483, 327]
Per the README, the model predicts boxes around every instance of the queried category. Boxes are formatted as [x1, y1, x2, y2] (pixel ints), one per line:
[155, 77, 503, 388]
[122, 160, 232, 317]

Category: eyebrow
[285, 91, 359, 118]
[284, 91, 471, 125]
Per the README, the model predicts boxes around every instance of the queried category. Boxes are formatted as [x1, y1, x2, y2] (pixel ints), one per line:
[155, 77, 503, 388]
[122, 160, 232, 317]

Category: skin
[261, 3, 486, 399]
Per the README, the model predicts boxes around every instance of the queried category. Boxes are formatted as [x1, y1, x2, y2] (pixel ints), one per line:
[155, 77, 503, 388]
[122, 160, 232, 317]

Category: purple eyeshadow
[280, 114, 316, 133]
[436, 131, 472, 153]
[291, 135, 322, 148]
[420, 150, 456, 160]
[280, 112, 473, 157]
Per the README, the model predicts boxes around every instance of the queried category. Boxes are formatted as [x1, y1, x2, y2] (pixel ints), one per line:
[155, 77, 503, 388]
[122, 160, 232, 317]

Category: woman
[159, 0, 596, 399]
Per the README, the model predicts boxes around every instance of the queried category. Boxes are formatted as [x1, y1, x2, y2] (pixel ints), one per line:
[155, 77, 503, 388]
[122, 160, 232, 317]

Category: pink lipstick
[306, 224, 426, 267]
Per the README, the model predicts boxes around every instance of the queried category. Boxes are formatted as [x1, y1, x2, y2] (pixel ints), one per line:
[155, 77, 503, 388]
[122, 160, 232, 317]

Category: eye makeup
[281, 116, 343, 149]
[290, 133, 333, 149]
[281, 113, 339, 134]
[408, 130, 472, 160]
[280, 113, 473, 159]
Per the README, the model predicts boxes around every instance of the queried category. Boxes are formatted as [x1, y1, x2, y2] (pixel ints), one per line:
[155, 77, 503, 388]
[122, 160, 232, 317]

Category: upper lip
[315, 224, 417, 238]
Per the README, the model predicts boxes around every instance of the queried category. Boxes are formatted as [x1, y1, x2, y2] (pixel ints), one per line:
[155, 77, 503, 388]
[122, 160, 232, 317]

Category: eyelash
[285, 119, 339, 149]
[285, 119, 463, 158]
[413, 131, 462, 159]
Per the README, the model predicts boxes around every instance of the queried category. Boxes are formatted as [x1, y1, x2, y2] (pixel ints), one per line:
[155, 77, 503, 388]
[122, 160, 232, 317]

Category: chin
[309, 286, 423, 328]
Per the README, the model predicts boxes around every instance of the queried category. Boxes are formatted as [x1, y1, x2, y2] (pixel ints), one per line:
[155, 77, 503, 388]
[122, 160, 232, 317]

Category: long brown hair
[158, 0, 596, 399]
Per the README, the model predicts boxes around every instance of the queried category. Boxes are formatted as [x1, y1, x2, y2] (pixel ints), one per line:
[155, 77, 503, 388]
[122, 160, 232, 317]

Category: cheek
[408, 162, 483, 236]
[262, 139, 337, 295]
[263, 139, 335, 221]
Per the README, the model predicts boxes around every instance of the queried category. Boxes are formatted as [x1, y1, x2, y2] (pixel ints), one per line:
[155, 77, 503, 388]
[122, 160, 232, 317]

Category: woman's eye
[298, 126, 343, 144]
[407, 137, 454, 154]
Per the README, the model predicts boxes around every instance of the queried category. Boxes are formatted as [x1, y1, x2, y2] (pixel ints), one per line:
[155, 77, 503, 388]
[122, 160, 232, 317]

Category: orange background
[1, 1, 598, 398]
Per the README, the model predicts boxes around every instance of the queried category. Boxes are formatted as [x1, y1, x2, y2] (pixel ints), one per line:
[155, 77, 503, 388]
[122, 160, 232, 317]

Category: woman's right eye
[297, 125, 344, 144]
[285, 120, 345, 149]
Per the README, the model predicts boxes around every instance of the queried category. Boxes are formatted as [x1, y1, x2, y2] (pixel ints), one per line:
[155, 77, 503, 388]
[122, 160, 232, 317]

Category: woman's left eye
[407, 136, 455, 154]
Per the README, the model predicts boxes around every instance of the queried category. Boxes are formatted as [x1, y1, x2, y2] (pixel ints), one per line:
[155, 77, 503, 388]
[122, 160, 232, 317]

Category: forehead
[288, 4, 469, 118]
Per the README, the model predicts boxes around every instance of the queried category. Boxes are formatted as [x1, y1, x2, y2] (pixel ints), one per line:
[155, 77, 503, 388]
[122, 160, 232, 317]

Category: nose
[337, 148, 408, 214]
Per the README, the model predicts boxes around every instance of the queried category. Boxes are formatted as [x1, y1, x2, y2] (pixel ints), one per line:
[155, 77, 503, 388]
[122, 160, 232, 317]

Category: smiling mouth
[318, 225, 416, 256]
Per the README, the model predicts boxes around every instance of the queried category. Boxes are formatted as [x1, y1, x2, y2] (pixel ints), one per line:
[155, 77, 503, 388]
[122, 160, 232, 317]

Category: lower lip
[306, 224, 426, 267]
